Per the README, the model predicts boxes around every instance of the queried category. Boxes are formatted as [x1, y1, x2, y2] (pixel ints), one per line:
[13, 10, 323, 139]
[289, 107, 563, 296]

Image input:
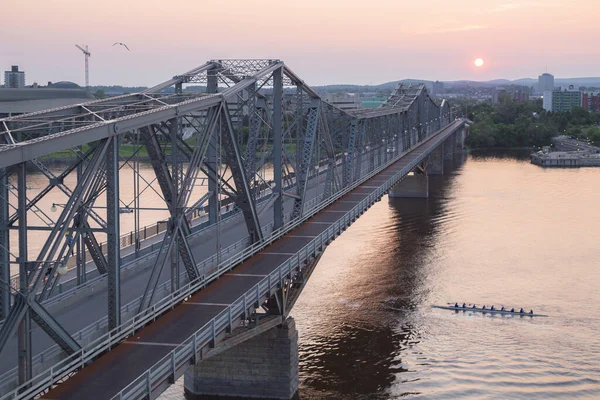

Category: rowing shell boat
[433, 305, 548, 317]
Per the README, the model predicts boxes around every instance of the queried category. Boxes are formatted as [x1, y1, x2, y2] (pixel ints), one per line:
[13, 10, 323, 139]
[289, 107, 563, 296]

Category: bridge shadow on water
[292, 154, 467, 400]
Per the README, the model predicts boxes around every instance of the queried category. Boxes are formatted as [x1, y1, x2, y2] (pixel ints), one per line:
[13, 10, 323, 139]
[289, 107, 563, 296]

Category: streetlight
[57, 262, 68, 275]
[50, 202, 65, 212]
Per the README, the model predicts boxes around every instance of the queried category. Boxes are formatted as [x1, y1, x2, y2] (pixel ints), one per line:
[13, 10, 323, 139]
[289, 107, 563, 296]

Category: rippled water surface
[162, 151, 600, 399]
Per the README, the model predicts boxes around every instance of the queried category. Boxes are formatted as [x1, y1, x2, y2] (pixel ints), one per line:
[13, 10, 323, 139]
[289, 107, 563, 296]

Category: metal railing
[0, 121, 461, 400]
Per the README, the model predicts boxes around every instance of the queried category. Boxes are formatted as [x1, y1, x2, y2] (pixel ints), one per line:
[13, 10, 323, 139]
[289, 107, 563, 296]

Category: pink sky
[2, 0, 599, 87]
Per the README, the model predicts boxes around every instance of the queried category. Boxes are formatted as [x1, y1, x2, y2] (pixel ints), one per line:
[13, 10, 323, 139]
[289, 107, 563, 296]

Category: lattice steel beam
[292, 101, 320, 218]
[220, 106, 263, 243]
[272, 67, 284, 230]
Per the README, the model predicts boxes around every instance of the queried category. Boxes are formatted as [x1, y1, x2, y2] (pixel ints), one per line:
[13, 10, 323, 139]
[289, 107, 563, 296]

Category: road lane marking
[227, 273, 268, 277]
[182, 302, 229, 307]
[286, 235, 317, 238]
[123, 341, 180, 348]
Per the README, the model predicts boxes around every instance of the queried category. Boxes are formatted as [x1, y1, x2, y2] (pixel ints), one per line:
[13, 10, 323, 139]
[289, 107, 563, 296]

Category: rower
[529, 309, 534, 315]
[462, 303, 466, 308]
[472, 304, 476, 309]
[519, 308, 524, 313]
[500, 306, 505, 311]
[481, 305, 486, 310]
[490, 305, 495, 311]
[454, 303, 459, 308]
[510, 308, 515, 312]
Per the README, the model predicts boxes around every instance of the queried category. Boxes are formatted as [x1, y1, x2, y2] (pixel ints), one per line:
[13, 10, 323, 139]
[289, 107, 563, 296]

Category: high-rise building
[512, 90, 529, 102]
[432, 81, 444, 96]
[492, 87, 507, 104]
[551, 90, 582, 112]
[542, 91, 553, 111]
[582, 92, 600, 112]
[3, 66, 25, 88]
[537, 73, 554, 93]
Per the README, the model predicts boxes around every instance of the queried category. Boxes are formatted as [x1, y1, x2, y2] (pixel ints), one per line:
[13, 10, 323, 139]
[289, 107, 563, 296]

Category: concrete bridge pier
[388, 170, 428, 198]
[455, 127, 466, 151]
[184, 317, 299, 399]
[427, 145, 444, 175]
[443, 135, 455, 161]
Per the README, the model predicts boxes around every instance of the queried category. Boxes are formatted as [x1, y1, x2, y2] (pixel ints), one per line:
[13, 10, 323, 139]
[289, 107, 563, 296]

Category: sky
[2, 0, 599, 87]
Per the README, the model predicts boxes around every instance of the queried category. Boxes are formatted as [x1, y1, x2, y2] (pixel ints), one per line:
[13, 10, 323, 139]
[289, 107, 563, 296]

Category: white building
[3, 66, 25, 88]
[542, 90, 553, 111]
[322, 93, 361, 110]
[538, 73, 554, 94]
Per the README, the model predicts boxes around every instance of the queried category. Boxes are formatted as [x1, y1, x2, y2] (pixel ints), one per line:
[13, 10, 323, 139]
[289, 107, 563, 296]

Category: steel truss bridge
[0, 59, 462, 399]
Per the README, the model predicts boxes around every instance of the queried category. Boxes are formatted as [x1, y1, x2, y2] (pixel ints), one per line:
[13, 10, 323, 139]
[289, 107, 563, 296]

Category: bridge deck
[42, 122, 462, 400]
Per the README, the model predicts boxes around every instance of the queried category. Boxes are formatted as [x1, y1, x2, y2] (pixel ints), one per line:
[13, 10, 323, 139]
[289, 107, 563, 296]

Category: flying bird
[112, 42, 130, 51]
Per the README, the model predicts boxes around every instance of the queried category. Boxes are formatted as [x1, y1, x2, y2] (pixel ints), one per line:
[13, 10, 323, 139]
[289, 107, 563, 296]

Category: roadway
[41, 122, 461, 399]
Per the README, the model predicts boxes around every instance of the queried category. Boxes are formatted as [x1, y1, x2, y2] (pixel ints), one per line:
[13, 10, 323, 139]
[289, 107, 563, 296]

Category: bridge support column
[389, 172, 428, 198]
[455, 127, 466, 151]
[184, 317, 299, 399]
[443, 135, 454, 161]
[427, 146, 444, 175]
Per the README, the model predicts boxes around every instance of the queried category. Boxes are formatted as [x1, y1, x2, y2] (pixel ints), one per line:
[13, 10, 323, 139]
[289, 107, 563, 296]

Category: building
[537, 73, 554, 93]
[322, 93, 361, 110]
[0, 81, 94, 118]
[491, 87, 506, 104]
[550, 90, 582, 112]
[4, 66, 25, 88]
[582, 92, 600, 112]
[542, 91, 553, 111]
[432, 81, 444, 96]
[512, 90, 529, 102]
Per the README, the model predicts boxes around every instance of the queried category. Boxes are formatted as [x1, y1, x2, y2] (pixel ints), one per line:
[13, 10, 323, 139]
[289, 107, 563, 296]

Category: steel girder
[219, 106, 263, 243]
[321, 110, 337, 200]
[292, 101, 320, 218]
[139, 125, 175, 207]
[243, 83, 261, 185]
[343, 119, 358, 187]
[207, 69, 219, 225]
[354, 120, 366, 182]
[0, 168, 9, 319]
[5, 151, 111, 283]
[272, 67, 284, 230]
[137, 110, 218, 313]
[0, 144, 109, 378]
[106, 136, 121, 330]
[17, 163, 32, 383]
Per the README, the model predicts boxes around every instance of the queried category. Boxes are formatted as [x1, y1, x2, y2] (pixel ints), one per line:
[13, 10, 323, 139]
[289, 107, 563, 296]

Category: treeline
[453, 96, 600, 149]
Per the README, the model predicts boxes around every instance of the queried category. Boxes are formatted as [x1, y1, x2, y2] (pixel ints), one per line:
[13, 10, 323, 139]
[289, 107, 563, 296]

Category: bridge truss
[0, 59, 452, 394]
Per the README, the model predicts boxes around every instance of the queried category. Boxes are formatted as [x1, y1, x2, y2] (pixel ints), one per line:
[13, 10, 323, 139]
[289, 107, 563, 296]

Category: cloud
[490, 1, 559, 12]
[405, 24, 486, 36]
[435, 25, 487, 34]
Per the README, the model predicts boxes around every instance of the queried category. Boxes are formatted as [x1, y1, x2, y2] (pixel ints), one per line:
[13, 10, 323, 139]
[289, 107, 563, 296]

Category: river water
[158, 150, 600, 399]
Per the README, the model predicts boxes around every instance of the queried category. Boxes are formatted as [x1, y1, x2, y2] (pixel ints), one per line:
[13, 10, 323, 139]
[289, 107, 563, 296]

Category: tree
[94, 89, 106, 99]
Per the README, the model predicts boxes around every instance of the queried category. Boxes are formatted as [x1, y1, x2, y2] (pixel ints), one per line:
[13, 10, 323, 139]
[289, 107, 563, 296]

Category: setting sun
[474, 58, 484, 67]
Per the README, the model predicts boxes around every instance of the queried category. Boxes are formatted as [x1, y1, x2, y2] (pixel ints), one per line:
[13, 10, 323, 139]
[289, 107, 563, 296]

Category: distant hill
[89, 76, 600, 96]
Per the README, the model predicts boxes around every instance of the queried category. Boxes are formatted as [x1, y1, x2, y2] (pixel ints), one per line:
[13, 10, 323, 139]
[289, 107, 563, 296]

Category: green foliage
[465, 98, 600, 149]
